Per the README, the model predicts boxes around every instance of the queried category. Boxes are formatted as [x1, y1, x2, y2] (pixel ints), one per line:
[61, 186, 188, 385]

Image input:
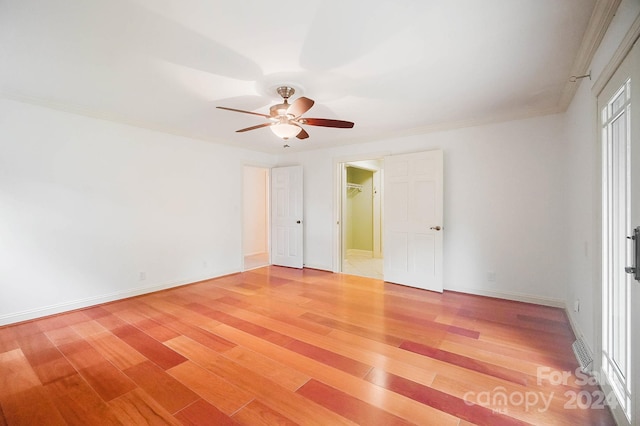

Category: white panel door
[383, 150, 443, 291]
[271, 165, 303, 268]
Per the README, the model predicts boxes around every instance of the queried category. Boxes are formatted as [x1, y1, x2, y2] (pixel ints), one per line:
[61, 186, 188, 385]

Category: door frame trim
[241, 163, 272, 272]
[332, 152, 390, 273]
[593, 13, 640, 97]
[595, 35, 640, 426]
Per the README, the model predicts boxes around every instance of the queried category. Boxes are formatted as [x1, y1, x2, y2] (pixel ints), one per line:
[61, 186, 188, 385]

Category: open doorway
[340, 160, 383, 279]
[335, 151, 443, 289]
[243, 166, 270, 270]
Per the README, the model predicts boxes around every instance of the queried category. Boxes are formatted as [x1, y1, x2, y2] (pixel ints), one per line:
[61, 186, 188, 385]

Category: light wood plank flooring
[0, 266, 615, 425]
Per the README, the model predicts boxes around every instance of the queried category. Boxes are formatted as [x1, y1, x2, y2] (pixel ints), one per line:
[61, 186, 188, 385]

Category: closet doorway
[340, 160, 383, 279]
[243, 166, 270, 270]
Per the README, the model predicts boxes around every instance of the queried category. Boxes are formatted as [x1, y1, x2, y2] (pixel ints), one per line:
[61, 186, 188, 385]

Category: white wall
[243, 166, 268, 255]
[280, 113, 569, 304]
[563, 79, 599, 350]
[0, 99, 276, 325]
[563, 0, 640, 352]
[346, 167, 374, 252]
[3, 1, 637, 334]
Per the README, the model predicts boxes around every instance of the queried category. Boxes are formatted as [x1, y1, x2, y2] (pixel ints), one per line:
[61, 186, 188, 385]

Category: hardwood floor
[0, 266, 615, 425]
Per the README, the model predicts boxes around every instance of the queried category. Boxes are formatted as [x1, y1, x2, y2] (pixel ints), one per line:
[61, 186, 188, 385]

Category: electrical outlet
[574, 300, 580, 312]
[139, 272, 146, 281]
[487, 271, 496, 282]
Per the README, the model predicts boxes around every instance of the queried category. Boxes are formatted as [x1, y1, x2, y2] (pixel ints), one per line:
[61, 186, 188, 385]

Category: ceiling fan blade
[236, 122, 272, 133]
[296, 128, 309, 140]
[287, 97, 315, 118]
[301, 118, 354, 128]
[217, 106, 270, 118]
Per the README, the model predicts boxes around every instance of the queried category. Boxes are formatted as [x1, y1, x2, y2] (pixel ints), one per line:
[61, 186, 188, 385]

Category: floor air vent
[572, 338, 593, 372]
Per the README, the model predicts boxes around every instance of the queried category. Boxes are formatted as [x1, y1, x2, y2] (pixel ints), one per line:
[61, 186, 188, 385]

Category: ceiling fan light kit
[217, 86, 354, 142]
[270, 121, 302, 139]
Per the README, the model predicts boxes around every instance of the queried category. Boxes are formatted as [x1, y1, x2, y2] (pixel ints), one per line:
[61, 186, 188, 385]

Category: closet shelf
[347, 183, 363, 192]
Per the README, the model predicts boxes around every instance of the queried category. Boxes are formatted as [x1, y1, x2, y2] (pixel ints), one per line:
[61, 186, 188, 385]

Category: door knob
[430, 226, 441, 231]
[296, 220, 301, 224]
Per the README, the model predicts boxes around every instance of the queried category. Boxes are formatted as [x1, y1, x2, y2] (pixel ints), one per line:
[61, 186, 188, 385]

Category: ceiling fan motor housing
[270, 86, 295, 117]
[270, 103, 291, 118]
[276, 86, 295, 100]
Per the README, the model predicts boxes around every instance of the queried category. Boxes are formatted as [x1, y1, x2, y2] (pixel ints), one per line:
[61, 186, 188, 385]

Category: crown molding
[557, 0, 622, 111]
[592, 11, 640, 96]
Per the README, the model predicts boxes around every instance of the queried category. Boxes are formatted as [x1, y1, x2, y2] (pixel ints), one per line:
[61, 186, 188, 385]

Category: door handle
[430, 226, 442, 231]
[626, 226, 640, 281]
[296, 220, 301, 224]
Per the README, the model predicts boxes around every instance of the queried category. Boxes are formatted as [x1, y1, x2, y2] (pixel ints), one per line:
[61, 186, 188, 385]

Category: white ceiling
[0, 0, 602, 154]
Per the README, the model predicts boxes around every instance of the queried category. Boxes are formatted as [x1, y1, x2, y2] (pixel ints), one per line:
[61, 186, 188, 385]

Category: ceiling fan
[216, 86, 354, 140]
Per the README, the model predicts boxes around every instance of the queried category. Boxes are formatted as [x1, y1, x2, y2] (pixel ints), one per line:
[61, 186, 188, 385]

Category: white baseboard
[244, 251, 268, 257]
[564, 307, 596, 369]
[565, 307, 629, 424]
[346, 249, 373, 258]
[447, 286, 566, 308]
[0, 268, 239, 327]
[564, 306, 589, 342]
[302, 263, 333, 272]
